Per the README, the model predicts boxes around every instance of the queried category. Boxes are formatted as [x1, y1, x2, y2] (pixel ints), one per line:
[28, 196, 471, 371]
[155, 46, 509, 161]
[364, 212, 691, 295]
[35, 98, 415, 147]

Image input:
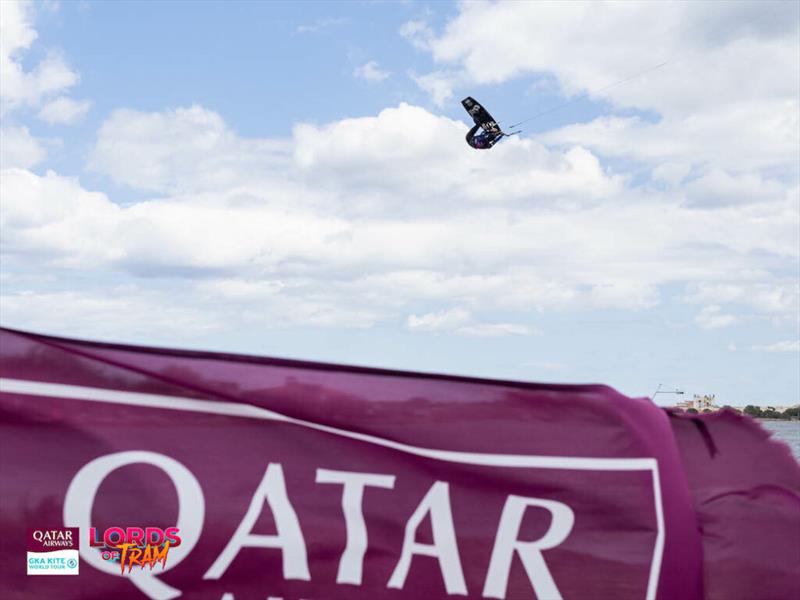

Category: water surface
[761, 420, 800, 460]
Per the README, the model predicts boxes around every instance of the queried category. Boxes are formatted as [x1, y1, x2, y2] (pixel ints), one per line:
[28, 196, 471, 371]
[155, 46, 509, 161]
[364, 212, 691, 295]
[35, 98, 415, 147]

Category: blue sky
[1, 0, 798, 406]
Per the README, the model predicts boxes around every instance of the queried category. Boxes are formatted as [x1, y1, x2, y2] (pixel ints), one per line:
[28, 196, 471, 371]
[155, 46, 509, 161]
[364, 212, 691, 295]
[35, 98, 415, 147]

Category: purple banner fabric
[667, 410, 800, 600]
[0, 327, 794, 599]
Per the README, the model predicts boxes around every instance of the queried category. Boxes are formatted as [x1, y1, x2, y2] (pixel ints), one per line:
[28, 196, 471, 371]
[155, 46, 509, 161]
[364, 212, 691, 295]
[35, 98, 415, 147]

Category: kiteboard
[461, 96, 503, 136]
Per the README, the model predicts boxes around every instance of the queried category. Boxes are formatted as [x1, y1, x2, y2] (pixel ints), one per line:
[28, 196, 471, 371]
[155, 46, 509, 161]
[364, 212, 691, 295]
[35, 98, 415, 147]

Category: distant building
[694, 394, 717, 411]
[675, 394, 719, 412]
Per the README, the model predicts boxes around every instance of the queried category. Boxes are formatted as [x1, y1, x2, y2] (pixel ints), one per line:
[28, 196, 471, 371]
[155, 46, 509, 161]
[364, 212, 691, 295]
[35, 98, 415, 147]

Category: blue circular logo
[67, 558, 78, 569]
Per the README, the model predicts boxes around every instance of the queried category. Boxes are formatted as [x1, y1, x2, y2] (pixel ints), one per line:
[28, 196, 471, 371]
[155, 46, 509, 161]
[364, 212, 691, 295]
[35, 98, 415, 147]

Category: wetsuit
[465, 124, 500, 149]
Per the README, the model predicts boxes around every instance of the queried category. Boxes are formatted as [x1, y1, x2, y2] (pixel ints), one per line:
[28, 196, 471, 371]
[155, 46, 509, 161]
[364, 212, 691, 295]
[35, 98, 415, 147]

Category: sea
[761, 420, 800, 461]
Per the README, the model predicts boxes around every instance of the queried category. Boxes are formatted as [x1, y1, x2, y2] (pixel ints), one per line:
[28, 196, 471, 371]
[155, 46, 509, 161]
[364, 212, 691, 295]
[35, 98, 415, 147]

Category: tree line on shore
[680, 406, 800, 420]
[741, 405, 800, 420]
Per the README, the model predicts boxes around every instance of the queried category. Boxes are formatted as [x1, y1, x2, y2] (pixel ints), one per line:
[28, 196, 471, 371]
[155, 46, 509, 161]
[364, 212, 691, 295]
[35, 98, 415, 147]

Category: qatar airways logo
[27, 527, 79, 575]
[32, 529, 75, 548]
[89, 526, 181, 574]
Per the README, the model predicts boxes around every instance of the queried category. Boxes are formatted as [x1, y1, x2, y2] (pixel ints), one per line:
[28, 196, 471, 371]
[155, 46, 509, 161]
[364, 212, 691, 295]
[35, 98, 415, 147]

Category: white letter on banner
[388, 481, 467, 595]
[482, 496, 574, 600]
[205, 463, 309, 581]
[315, 468, 395, 585]
[63, 451, 205, 600]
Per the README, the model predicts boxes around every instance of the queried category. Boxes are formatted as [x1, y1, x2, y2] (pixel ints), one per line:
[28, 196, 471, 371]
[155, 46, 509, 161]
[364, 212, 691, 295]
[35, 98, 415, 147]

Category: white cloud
[11, 106, 797, 274]
[0, 0, 37, 53]
[695, 305, 738, 330]
[752, 340, 800, 353]
[399, 19, 435, 51]
[406, 307, 471, 331]
[540, 103, 798, 174]
[0, 288, 223, 342]
[0, 2, 85, 178]
[89, 105, 291, 193]
[353, 60, 390, 83]
[0, 125, 46, 168]
[38, 96, 91, 124]
[0, 0, 79, 114]
[0, 168, 122, 266]
[652, 162, 691, 186]
[291, 103, 624, 207]
[405, 307, 533, 337]
[454, 323, 534, 338]
[419, 2, 798, 115]
[685, 281, 799, 317]
[409, 70, 461, 107]
[589, 281, 660, 310]
[295, 17, 347, 35]
[682, 169, 786, 207]
[2, 103, 797, 333]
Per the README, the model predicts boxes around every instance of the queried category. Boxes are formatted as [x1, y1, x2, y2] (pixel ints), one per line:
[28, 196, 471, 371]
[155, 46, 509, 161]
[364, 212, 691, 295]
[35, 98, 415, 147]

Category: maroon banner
[0, 327, 794, 599]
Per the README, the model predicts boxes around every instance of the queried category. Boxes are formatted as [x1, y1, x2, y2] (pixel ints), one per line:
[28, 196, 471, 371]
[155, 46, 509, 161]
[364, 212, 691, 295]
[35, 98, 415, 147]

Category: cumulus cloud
[291, 103, 624, 211]
[0, 0, 79, 114]
[0, 168, 122, 266]
[0, 288, 224, 343]
[685, 281, 799, 317]
[589, 281, 660, 310]
[406, 307, 471, 331]
[752, 340, 800, 353]
[541, 104, 798, 175]
[89, 105, 290, 193]
[652, 162, 691, 186]
[0, 1, 86, 187]
[38, 96, 91, 124]
[0, 125, 46, 168]
[354, 61, 390, 83]
[399, 19, 435, 52]
[682, 169, 786, 207]
[695, 305, 738, 330]
[408, 69, 461, 107]
[405, 308, 533, 337]
[295, 17, 347, 35]
[454, 323, 534, 338]
[2, 102, 798, 335]
[416, 2, 798, 114]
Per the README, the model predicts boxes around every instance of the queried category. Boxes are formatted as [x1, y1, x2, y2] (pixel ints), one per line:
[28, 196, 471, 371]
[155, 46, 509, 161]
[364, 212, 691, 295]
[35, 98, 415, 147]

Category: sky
[1, 0, 798, 407]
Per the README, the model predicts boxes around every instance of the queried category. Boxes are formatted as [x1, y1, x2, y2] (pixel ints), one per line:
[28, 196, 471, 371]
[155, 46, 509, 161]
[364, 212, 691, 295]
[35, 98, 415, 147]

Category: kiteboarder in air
[461, 96, 515, 150]
[465, 123, 501, 149]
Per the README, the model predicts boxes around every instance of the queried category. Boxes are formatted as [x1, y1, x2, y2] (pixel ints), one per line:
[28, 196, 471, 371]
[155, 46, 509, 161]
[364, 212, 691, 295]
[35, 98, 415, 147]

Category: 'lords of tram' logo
[91, 527, 181, 574]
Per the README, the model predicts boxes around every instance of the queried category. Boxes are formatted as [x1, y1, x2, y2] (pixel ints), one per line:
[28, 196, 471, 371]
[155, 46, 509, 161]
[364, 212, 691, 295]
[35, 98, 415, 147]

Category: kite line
[504, 60, 669, 132]
[502, 3, 786, 133]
